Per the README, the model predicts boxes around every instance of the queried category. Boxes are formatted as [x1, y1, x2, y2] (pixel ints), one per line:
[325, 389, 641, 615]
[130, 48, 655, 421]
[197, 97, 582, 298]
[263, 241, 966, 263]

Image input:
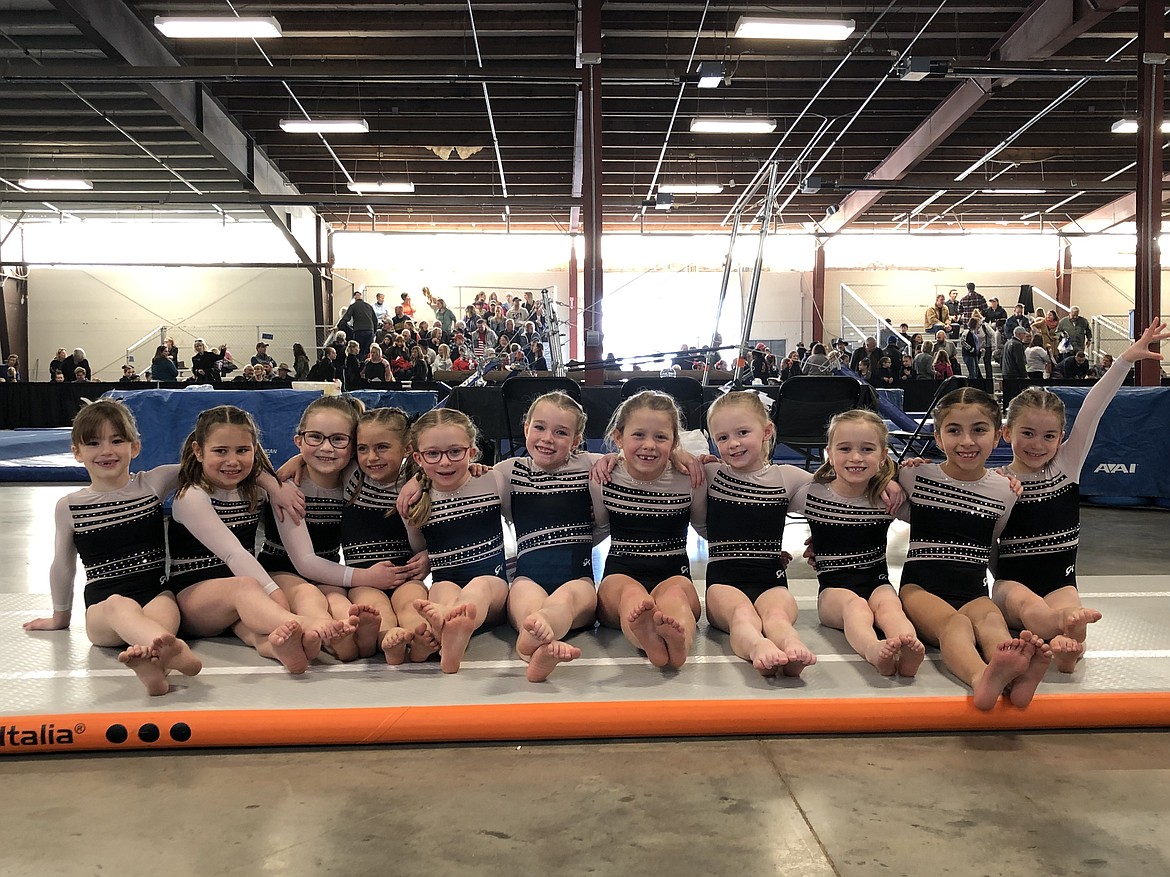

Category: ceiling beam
[820, 0, 1128, 233]
[1059, 174, 1170, 233]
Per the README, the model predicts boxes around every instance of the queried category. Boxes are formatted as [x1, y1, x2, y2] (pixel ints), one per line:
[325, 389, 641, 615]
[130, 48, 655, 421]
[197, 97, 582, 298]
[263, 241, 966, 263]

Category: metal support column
[812, 241, 826, 344]
[734, 164, 779, 384]
[1135, 0, 1164, 386]
[702, 213, 741, 387]
[581, 0, 604, 386]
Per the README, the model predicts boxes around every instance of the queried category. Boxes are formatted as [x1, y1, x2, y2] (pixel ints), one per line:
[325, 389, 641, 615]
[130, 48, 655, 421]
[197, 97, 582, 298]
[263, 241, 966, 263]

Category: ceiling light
[690, 117, 777, 134]
[347, 180, 415, 194]
[281, 118, 369, 134]
[658, 183, 724, 194]
[696, 61, 726, 89]
[981, 188, 1047, 195]
[154, 16, 282, 39]
[733, 16, 855, 41]
[1111, 119, 1170, 134]
[17, 178, 93, 190]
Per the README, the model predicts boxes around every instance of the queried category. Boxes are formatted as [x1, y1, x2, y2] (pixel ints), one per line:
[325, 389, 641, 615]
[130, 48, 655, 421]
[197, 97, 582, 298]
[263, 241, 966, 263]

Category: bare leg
[527, 641, 583, 683]
[392, 582, 434, 662]
[756, 588, 815, 678]
[869, 586, 925, 677]
[118, 643, 169, 696]
[650, 577, 701, 670]
[707, 584, 787, 677]
[509, 577, 595, 681]
[819, 587, 896, 676]
[598, 575, 669, 667]
[1046, 586, 1101, 673]
[1007, 630, 1054, 707]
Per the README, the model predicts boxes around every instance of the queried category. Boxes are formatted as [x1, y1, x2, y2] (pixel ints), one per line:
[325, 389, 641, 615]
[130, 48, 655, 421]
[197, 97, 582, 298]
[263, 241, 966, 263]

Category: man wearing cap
[251, 341, 275, 367]
[338, 288, 378, 357]
[274, 362, 293, 383]
[1056, 306, 1093, 358]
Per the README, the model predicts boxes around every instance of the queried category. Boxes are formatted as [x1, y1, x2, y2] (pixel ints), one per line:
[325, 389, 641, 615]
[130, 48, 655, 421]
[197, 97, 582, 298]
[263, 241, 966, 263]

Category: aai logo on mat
[1093, 463, 1137, 474]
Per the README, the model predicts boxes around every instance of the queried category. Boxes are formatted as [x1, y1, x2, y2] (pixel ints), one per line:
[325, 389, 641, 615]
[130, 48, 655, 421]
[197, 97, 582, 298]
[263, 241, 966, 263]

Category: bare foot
[1049, 634, 1085, 674]
[412, 599, 446, 637]
[864, 637, 902, 676]
[268, 620, 311, 675]
[118, 643, 169, 696]
[516, 611, 555, 659]
[439, 604, 478, 674]
[627, 599, 669, 668]
[1008, 632, 1053, 708]
[381, 626, 412, 665]
[151, 633, 202, 677]
[1059, 606, 1101, 644]
[653, 611, 690, 669]
[895, 633, 926, 678]
[348, 604, 382, 659]
[778, 638, 817, 678]
[748, 638, 788, 678]
[972, 637, 1032, 710]
[527, 640, 581, 682]
[409, 621, 439, 662]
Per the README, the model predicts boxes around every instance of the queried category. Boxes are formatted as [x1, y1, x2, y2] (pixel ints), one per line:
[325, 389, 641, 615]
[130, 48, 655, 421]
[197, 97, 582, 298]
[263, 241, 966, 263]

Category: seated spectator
[189, 340, 224, 385]
[48, 347, 70, 381]
[803, 343, 831, 376]
[529, 341, 550, 373]
[6, 353, 22, 382]
[74, 366, 90, 383]
[1025, 335, 1054, 380]
[146, 345, 179, 382]
[899, 353, 914, 382]
[451, 349, 473, 370]
[433, 343, 455, 372]
[932, 349, 953, 380]
[306, 348, 339, 382]
[233, 365, 258, 382]
[391, 305, 408, 330]
[362, 345, 392, 383]
[409, 346, 432, 382]
[53, 371, 65, 383]
[780, 350, 804, 381]
[1088, 353, 1114, 380]
[1063, 350, 1091, 380]
[274, 362, 293, 382]
[251, 341, 275, 367]
[871, 355, 896, 387]
[118, 364, 140, 383]
[855, 358, 871, 380]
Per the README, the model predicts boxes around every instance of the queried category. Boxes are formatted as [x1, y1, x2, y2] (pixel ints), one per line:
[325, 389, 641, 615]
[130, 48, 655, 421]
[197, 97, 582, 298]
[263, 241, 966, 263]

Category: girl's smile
[195, 424, 257, 490]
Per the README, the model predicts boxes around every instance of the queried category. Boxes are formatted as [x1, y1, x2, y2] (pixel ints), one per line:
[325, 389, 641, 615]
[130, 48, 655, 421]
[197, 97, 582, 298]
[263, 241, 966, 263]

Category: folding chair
[770, 375, 878, 469]
[887, 375, 967, 462]
[619, 376, 707, 432]
[498, 375, 583, 457]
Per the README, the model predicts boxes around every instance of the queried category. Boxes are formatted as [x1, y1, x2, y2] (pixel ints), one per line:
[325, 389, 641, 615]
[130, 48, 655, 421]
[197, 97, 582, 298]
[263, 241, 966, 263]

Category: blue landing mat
[0, 429, 86, 482]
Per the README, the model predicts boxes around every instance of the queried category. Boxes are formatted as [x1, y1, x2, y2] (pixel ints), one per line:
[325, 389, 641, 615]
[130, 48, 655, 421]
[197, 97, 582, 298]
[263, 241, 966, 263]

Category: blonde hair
[604, 390, 682, 451]
[707, 391, 774, 457]
[177, 406, 275, 510]
[814, 410, 896, 507]
[71, 399, 140, 447]
[403, 409, 478, 527]
[934, 387, 1002, 433]
[353, 407, 413, 508]
[296, 394, 364, 433]
[524, 391, 586, 440]
[1004, 386, 1066, 430]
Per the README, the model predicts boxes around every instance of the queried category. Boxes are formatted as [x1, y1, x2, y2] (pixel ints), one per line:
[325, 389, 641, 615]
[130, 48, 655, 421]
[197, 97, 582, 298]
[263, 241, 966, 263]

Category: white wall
[28, 267, 314, 380]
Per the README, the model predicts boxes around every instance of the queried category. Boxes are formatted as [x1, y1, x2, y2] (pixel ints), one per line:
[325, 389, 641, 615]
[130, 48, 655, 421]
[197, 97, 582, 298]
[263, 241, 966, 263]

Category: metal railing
[839, 282, 914, 351]
[1091, 314, 1132, 361]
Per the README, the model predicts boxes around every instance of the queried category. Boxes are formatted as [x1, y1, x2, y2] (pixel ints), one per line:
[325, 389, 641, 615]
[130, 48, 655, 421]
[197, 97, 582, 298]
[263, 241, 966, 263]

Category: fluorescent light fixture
[1111, 118, 1170, 134]
[734, 16, 855, 41]
[347, 180, 415, 194]
[154, 16, 282, 39]
[281, 118, 369, 134]
[17, 178, 93, 190]
[658, 183, 724, 194]
[696, 61, 725, 89]
[690, 117, 777, 134]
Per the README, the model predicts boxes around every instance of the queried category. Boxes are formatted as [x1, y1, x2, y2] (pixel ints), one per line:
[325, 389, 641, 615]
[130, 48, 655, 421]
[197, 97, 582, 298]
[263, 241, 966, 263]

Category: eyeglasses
[297, 431, 352, 449]
[418, 446, 469, 464]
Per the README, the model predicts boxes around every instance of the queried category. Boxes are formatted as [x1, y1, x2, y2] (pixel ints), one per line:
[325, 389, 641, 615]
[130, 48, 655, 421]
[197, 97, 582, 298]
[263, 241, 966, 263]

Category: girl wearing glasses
[261, 397, 413, 663]
[401, 409, 509, 673]
[169, 406, 353, 674]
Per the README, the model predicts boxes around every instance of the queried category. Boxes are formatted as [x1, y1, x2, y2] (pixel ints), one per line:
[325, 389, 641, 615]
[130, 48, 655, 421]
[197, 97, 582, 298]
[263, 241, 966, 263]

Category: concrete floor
[1, 484, 1168, 877]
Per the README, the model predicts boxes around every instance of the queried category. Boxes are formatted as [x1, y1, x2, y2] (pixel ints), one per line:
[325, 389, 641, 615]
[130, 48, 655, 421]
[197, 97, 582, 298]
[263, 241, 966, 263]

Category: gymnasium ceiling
[0, 0, 1165, 242]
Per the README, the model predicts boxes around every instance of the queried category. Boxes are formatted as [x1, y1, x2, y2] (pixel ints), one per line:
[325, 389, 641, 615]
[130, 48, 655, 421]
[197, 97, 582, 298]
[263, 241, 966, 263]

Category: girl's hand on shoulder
[670, 448, 708, 488]
[1122, 317, 1170, 363]
[590, 453, 620, 484]
[269, 480, 306, 525]
[468, 462, 494, 478]
[23, 610, 70, 631]
[395, 476, 424, 517]
[899, 457, 929, 468]
[275, 454, 306, 486]
[879, 480, 906, 517]
[995, 467, 1024, 497]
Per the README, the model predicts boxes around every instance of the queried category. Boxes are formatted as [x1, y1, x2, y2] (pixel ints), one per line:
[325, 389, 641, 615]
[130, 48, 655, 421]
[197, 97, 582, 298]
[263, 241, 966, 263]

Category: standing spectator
[292, 343, 311, 380]
[306, 347, 340, 382]
[146, 345, 179, 382]
[63, 348, 92, 382]
[932, 348, 953, 379]
[250, 341, 275, 368]
[425, 289, 457, 336]
[163, 337, 179, 366]
[1025, 335, 1054, 380]
[849, 336, 883, 377]
[961, 318, 984, 382]
[328, 330, 348, 362]
[48, 347, 70, 381]
[957, 282, 988, 324]
[5, 353, 22, 382]
[400, 292, 416, 319]
[1056, 306, 1093, 356]
[371, 292, 389, 324]
[189, 340, 224, 385]
[912, 340, 936, 379]
[1000, 327, 1030, 380]
[339, 288, 378, 357]
[528, 341, 550, 372]
[343, 340, 364, 390]
[118, 363, 139, 383]
[1004, 303, 1031, 341]
[1032, 309, 1061, 359]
